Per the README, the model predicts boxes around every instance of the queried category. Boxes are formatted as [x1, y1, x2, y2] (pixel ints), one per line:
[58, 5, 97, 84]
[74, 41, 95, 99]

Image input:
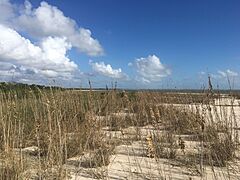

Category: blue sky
[0, 0, 239, 89]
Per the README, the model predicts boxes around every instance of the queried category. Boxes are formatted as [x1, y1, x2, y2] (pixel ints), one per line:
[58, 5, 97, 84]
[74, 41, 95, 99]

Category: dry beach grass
[0, 83, 240, 179]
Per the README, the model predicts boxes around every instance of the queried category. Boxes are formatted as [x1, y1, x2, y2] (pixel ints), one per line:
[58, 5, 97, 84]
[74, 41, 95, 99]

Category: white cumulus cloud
[0, 0, 105, 84]
[14, 1, 103, 56]
[0, 24, 78, 81]
[90, 60, 128, 79]
[0, 0, 15, 26]
[130, 55, 171, 83]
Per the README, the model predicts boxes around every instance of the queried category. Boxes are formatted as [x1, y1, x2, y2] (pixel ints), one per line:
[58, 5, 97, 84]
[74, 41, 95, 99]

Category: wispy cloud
[217, 69, 238, 78]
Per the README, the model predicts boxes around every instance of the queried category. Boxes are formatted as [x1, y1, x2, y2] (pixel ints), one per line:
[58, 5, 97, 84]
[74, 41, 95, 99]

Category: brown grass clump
[0, 162, 20, 180]
[0, 166, 19, 180]
[0, 151, 23, 180]
[151, 132, 178, 159]
[156, 105, 202, 135]
[207, 135, 235, 167]
[0, 87, 116, 178]
[203, 128, 236, 167]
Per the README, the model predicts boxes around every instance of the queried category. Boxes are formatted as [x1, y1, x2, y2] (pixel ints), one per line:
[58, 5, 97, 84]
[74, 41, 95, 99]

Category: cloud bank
[0, 0, 104, 84]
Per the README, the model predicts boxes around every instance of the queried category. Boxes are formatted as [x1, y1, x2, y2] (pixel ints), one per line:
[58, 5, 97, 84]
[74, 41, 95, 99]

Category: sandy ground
[69, 125, 240, 179]
[4, 96, 239, 179]
[161, 97, 240, 127]
[68, 97, 240, 179]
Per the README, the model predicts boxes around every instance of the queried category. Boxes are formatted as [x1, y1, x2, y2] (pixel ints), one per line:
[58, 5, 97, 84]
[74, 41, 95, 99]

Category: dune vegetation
[0, 82, 239, 179]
